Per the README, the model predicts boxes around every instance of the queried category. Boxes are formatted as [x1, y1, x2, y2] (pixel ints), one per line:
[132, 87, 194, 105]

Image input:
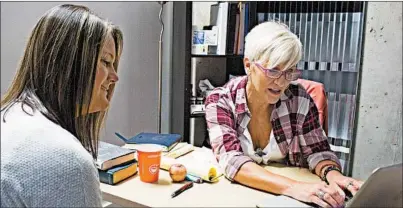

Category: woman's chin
[267, 98, 280, 104]
[87, 100, 110, 114]
[265, 92, 281, 104]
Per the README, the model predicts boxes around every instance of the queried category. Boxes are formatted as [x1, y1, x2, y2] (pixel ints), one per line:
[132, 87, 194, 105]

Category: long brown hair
[1, 4, 123, 159]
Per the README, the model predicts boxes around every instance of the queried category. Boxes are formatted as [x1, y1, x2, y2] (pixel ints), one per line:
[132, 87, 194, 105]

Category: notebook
[163, 142, 194, 158]
[160, 147, 223, 183]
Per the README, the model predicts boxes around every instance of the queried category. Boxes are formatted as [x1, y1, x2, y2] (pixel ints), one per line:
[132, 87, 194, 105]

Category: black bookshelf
[169, 2, 256, 144]
[256, 1, 364, 13]
[171, 2, 258, 144]
[191, 2, 258, 81]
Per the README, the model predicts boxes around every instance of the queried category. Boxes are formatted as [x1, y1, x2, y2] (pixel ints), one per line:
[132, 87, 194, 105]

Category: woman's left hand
[326, 171, 364, 196]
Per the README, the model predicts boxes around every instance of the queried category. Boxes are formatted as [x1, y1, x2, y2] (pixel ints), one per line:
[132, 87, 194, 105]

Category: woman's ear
[243, 57, 251, 75]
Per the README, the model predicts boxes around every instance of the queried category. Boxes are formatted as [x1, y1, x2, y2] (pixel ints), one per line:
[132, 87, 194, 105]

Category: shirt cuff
[307, 150, 342, 172]
[225, 155, 254, 181]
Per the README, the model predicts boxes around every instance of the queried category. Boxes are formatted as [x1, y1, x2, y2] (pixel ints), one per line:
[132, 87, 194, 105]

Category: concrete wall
[1, 2, 164, 145]
[352, 2, 402, 179]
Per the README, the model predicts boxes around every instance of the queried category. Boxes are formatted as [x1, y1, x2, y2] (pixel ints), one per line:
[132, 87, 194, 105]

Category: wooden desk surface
[100, 149, 321, 207]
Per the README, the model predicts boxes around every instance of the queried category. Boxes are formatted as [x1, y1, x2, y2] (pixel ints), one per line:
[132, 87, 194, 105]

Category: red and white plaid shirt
[205, 76, 341, 181]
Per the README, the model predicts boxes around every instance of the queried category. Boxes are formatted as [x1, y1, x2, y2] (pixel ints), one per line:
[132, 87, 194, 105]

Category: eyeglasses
[254, 62, 301, 81]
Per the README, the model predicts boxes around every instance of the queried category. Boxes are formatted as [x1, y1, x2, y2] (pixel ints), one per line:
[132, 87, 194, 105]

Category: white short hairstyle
[244, 21, 302, 73]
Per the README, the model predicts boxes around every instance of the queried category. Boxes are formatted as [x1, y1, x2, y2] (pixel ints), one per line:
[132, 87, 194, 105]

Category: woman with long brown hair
[1, 4, 123, 207]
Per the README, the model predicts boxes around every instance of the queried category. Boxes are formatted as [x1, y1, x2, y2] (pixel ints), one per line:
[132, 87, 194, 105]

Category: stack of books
[96, 141, 137, 185]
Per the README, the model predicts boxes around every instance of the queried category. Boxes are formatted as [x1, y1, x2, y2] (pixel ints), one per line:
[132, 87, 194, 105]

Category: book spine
[216, 2, 229, 55]
[226, 3, 238, 55]
[99, 170, 114, 185]
[237, 3, 245, 55]
[244, 3, 249, 40]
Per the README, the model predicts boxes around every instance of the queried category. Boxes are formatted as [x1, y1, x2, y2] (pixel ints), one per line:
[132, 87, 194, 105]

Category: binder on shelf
[210, 2, 228, 55]
[237, 3, 245, 55]
[226, 3, 239, 55]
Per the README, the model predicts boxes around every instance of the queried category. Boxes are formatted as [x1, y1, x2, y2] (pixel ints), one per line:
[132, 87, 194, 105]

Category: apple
[169, 163, 187, 182]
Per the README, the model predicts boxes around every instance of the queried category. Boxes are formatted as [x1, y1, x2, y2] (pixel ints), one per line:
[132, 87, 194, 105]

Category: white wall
[1, 2, 164, 145]
[352, 2, 402, 179]
[192, 2, 217, 29]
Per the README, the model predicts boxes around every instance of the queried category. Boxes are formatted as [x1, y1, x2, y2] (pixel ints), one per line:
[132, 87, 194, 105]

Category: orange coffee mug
[136, 144, 163, 183]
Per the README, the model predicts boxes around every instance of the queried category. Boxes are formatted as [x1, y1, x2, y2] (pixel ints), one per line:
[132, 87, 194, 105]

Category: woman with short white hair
[205, 21, 362, 207]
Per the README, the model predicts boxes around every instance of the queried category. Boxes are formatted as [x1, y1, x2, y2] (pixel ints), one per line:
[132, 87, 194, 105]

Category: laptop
[257, 163, 402, 208]
[345, 163, 402, 207]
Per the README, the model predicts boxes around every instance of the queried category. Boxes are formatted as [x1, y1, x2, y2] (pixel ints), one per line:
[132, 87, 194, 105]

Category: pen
[171, 182, 193, 198]
[115, 132, 128, 142]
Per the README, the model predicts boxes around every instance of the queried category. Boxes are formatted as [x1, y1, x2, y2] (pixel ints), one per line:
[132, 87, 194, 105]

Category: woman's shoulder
[1, 123, 99, 207]
[1, 102, 95, 175]
[287, 81, 311, 98]
[281, 81, 313, 104]
[276, 82, 314, 115]
[205, 75, 248, 105]
[1, 106, 98, 206]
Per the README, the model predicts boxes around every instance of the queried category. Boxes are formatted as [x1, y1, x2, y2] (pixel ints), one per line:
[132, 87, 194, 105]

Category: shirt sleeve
[299, 95, 341, 171]
[205, 92, 253, 181]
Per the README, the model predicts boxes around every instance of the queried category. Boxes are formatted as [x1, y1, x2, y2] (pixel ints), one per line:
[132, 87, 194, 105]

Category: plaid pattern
[205, 76, 341, 180]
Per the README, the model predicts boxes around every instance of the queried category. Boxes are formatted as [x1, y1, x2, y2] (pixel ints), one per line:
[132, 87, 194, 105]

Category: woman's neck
[246, 80, 273, 115]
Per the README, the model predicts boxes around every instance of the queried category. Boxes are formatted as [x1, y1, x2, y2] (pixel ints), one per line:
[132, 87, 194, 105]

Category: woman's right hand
[285, 181, 345, 208]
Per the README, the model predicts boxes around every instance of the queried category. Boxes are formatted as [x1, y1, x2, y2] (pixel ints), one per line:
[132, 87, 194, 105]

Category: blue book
[244, 3, 249, 40]
[99, 160, 138, 185]
[115, 132, 182, 152]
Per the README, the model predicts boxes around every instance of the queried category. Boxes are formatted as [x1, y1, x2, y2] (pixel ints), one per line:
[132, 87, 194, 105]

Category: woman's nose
[274, 73, 288, 87]
[109, 69, 119, 83]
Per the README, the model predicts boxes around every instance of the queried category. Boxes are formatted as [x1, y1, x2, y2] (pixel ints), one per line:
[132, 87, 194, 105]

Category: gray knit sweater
[1, 103, 102, 207]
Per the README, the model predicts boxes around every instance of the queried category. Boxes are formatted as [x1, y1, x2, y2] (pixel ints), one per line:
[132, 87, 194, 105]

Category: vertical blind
[257, 1, 366, 174]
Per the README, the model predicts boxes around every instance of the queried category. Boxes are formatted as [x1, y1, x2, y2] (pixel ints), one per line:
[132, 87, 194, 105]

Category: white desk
[100, 149, 321, 207]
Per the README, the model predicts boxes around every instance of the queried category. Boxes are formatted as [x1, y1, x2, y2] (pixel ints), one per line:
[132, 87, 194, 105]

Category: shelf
[256, 2, 364, 14]
[191, 54, 244, 58]
[190, 113, 205, 118]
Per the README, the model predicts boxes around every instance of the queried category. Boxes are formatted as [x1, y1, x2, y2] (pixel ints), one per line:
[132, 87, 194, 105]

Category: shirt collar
[234, 76, 250, 116]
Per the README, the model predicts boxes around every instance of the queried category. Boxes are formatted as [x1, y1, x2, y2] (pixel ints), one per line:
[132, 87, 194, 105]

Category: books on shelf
[232, 2, 249, 55]
[99, 160, 138, 185]
[96, 141, 136, 171]
[226, 2, 238, 55]
[191, 2, 250, 56]
[237, 2, 245, 55]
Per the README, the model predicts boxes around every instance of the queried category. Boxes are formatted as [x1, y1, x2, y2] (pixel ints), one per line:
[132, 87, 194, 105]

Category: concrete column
[352, 2, 402, 179]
